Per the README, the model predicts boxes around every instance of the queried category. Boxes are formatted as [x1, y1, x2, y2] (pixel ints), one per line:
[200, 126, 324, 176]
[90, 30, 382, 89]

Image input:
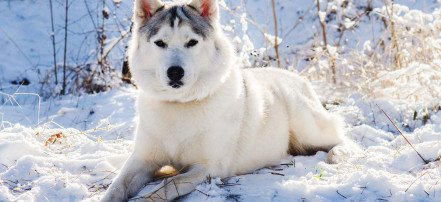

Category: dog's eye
[154, 40, 167, 48]
[185, 39, 198, 48]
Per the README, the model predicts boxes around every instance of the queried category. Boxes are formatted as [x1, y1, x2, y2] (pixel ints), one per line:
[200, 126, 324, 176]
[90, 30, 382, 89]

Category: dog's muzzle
[167, 66, 185, 88]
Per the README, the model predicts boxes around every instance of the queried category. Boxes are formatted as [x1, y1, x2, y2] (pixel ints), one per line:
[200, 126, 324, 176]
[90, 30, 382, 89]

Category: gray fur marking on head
[139, 4, 213, 41]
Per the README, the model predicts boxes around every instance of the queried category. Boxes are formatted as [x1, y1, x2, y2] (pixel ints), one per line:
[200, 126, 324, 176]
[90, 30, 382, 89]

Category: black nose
[167, 66, 185, 81]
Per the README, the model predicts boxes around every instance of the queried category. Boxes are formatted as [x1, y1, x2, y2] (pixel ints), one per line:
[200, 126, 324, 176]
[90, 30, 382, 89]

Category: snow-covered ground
[1, 84, 440, 201]
[1, 0, 441, 201]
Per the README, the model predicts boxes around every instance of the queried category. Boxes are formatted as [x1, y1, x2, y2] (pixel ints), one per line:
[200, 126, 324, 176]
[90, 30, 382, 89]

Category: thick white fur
[102, 0, 355, 201]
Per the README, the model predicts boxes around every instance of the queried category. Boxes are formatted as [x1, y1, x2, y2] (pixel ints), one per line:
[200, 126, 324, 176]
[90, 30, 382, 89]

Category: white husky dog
[102, 0, 354, 201]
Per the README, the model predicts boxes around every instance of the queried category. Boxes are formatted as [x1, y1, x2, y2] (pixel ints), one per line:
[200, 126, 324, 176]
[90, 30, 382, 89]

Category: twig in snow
[0, 85, 42, 126]
[316, 0, 336, 83]
[195, 188, 210, 197]
[99, 0, 107, 68]
[405, 171, 428, 192]
[383, 0, 401, 70]
[376, 104, 429, 164]
[359, 185, 367, 195]
[270, 172, 285, 176]
[271, 0, 281, 68]
[49, 0, 58, 86]
[102, 27, 131, 60]
[336, 190, 347, 199]
[218, 182, 241, 187]
[91, 170, 118, 185]
[62, 0, 69, 95]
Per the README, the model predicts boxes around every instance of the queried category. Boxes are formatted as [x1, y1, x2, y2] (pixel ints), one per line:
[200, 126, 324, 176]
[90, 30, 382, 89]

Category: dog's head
[128, 0, 234, 102]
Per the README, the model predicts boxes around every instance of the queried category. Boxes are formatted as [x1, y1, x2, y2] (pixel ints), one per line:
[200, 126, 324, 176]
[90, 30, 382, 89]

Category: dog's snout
[167, 66, 185, 81]
[167, 66, 185, 89]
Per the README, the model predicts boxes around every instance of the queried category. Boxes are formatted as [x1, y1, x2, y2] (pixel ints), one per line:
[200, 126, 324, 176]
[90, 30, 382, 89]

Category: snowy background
[1, 0, 441, 201]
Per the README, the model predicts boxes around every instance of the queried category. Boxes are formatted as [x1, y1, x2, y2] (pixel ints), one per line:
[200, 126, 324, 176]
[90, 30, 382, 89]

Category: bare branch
[271, 0, 281, 68]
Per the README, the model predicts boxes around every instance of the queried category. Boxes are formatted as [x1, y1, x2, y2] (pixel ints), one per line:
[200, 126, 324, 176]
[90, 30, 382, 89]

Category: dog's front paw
[327, 145, 352, 164]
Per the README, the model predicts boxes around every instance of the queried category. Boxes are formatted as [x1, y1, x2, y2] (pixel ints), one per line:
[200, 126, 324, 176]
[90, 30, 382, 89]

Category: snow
[1, 85, 439, 201]
[318, 11, 327, 23]
[263, 33, 283, 46]
[1, 0, 441, 201]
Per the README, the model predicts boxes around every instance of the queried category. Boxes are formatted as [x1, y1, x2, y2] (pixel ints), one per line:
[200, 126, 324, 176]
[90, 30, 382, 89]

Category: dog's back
[228, 68, 345, 174]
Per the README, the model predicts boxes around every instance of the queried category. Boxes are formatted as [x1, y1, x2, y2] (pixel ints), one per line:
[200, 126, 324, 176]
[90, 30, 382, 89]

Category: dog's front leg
[139, 165, 208, 201]
[102, 154, 161, 202]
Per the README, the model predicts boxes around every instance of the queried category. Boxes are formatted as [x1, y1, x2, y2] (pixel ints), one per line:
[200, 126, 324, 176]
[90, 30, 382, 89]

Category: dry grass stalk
[316, 0, 336, 83]
[49, 0, 58, 86]
[383, 0, 401, 69]
[376, 104, 429, 164]
[271, 0, 281, 68]
[62, 0, 69, 95]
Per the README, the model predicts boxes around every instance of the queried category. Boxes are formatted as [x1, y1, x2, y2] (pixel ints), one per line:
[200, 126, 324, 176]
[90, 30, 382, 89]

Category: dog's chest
[140, 99, 237, 164]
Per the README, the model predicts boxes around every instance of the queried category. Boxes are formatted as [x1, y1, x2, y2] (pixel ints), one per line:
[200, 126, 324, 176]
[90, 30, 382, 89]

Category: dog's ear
[134, 0, 163, 23]
[188, 0, 219, 22]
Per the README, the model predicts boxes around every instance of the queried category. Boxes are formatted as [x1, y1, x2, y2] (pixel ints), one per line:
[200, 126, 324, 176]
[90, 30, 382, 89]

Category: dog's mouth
[169, 80, 184, 89]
